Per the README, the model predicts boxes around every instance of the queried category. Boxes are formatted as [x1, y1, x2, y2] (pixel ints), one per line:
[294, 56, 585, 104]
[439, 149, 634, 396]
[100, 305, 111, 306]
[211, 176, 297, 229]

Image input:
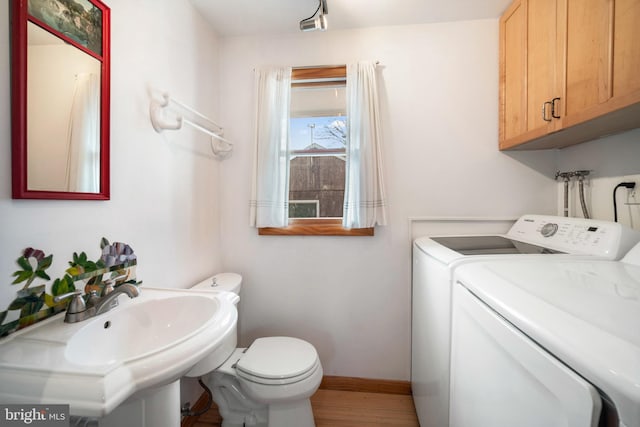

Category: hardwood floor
[186, 387, 419, 427]
[312, 389, 419, 427]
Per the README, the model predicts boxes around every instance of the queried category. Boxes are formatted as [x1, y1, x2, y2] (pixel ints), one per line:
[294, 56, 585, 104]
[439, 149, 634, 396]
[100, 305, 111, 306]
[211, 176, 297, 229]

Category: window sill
[258, 219, 374, 236]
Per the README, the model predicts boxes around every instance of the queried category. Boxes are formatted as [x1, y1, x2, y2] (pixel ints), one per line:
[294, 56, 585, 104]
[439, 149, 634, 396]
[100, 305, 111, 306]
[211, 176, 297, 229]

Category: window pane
[289, 82, 346, 219]
[290, 116, 346, 152]
[289, 154, 345, 218]
[288, 200, 319, 218]
[291, 85, 345, 118]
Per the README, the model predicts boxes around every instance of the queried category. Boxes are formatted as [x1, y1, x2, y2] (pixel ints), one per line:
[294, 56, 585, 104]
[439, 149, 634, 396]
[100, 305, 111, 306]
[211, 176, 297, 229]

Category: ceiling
[190, 0, 513, 37]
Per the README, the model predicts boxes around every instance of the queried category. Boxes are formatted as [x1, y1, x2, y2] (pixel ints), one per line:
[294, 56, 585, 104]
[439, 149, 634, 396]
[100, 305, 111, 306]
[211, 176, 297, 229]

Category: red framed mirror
[11, 0, 110, 200]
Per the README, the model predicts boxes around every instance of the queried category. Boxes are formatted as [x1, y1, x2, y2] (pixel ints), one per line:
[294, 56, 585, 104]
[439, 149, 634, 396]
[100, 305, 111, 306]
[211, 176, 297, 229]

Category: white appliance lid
[414, 215, 640, 261]
[455, 259, 640, 426]
[236, 337, 318, 379]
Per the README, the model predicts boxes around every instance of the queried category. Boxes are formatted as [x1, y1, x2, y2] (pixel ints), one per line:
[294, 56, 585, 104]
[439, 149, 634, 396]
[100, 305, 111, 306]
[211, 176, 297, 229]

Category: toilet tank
[191, 273, 242, 295]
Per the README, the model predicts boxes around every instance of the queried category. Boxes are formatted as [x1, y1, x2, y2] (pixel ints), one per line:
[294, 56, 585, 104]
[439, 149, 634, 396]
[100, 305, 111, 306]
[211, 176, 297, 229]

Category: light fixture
[300, 0, 328, 32]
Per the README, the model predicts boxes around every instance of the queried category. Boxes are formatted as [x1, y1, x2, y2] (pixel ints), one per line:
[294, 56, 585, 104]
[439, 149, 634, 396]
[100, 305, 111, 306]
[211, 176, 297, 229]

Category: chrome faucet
[54, 283, 140, 323]
[95, 283, 140, 315]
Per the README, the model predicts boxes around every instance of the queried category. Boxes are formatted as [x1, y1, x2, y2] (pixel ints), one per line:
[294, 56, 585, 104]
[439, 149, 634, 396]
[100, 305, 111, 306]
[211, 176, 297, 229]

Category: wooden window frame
[258, 65, 374, 237]
[291, 65, 346, 81]
[259, 219, 374, 236]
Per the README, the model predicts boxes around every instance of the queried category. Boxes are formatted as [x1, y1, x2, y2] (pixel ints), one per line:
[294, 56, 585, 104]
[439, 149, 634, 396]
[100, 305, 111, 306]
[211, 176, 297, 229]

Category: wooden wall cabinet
[499, 0, 640, 150]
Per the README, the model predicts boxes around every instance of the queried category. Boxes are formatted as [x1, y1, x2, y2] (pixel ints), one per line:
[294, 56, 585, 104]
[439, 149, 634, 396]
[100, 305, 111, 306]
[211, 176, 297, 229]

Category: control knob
[540, 223, 558, 237]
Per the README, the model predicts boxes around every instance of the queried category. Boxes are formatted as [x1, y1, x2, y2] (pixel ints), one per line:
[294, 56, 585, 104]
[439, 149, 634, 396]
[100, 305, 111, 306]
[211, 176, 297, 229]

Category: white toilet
[188, 273, 323, 427]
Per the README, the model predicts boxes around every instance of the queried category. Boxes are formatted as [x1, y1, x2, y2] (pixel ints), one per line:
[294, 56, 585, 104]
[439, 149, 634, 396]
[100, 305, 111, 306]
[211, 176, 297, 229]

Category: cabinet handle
[551, 97, 561, 119]
[542, 101, 553, 122]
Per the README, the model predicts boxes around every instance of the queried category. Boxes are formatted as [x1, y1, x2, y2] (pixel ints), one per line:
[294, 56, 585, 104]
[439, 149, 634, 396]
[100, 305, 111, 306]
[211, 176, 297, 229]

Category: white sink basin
[66, 295, 220, 366]
[0, 287, 238, 417]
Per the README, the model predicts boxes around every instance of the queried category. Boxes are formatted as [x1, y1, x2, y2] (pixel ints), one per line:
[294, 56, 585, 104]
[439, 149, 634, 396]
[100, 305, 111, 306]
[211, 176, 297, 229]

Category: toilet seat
[235, 337, 320, 385]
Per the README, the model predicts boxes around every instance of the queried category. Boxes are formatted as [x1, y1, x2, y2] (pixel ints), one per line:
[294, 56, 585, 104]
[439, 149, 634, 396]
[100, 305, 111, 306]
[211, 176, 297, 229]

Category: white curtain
[250, 66, 292, 227]
[65, 73, 100, 193]
[343, 61, 388, 228]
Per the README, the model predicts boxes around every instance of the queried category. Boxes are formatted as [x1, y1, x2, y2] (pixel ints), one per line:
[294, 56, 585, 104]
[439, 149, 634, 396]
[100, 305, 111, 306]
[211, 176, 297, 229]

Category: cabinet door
[527, 0, 563, 131]
[499, 0, 563, 149]
[563, 0, 614, 122]
[499, 0, 527, 146]
[613, 0, 640, 98]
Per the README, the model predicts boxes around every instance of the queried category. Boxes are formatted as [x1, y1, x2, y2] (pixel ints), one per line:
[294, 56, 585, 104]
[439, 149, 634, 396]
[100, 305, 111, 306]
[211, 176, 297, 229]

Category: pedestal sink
[0, 287, 238, 426]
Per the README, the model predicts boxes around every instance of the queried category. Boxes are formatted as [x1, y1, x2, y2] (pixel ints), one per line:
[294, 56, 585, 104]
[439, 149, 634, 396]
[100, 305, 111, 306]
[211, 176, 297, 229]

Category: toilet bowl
[188, 274, 323, 427]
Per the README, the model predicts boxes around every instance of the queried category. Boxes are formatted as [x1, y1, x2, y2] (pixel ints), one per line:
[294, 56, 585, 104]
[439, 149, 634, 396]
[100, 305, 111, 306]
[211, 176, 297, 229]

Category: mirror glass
[27, 23, 102, 193]
[11, 0, 110, 200]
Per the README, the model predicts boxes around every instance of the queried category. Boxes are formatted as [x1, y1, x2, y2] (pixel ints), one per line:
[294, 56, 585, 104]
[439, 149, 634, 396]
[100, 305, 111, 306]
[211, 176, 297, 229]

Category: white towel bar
[150, 92, 233, 158]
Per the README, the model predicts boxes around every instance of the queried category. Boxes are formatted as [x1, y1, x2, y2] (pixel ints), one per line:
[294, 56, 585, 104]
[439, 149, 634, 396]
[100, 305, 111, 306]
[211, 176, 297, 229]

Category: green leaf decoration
[68, 251, 102, 275]
[17, 257, 33, 272]
[12, 248, 53, 290]
[65, 275, 76, 292]
[38, 254, 53, 270]
[34, 270, 51, 281]
[8, 297, 28, 310]
[66, 266, 82, 276]
[11, 271, 32, 284]
[4, 239, 136, 339]
[51, 278, 62, 296]
[52, 275, 76, 296]
[44, 293, 56, 308]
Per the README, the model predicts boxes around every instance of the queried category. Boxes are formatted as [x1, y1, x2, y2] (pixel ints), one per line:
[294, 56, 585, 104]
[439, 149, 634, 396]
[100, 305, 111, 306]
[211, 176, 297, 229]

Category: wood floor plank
[187, 389, 419, 427]
[311, 390, 419, 427]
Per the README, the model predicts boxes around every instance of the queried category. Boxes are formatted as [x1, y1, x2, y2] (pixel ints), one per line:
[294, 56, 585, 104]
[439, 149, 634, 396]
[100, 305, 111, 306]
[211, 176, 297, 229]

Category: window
[259, 66, 373, 236]
[252, 63, 385, 235]
[290, 69, 346, 219]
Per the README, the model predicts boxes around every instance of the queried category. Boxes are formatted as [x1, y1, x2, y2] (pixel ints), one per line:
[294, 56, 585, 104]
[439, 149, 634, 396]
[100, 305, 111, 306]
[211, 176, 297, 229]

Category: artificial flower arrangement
[0, 238, 139, 337]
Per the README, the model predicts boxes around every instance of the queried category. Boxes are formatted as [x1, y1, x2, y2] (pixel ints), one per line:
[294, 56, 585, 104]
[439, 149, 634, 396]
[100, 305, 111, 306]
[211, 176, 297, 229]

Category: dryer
[412, 215, 640, 427]
[449, 240, 640, 426]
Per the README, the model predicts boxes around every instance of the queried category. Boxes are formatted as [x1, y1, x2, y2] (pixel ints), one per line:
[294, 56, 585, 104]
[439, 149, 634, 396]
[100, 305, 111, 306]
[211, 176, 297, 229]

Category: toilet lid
[236, 337, 319, 380]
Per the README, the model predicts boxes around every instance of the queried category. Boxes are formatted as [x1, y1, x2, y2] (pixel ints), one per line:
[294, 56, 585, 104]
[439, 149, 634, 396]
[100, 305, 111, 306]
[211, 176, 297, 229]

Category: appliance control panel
[507, 215, 640, 259]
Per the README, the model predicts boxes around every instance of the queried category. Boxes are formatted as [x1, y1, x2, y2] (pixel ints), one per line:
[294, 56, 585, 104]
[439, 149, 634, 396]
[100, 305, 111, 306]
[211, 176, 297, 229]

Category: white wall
[0, 0, 222, 404]
[218, 20, 557, 381]
[555, 129, 640, 229]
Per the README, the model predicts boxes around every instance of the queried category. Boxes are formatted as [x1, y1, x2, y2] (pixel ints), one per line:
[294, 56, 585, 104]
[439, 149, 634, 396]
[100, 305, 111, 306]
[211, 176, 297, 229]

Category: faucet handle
[54, 290, 86, 314]
[87, 290, 101, 307]
[102, 273, 127, 296]
[102, 280, 115, 296]
[53, 290, 82, 301]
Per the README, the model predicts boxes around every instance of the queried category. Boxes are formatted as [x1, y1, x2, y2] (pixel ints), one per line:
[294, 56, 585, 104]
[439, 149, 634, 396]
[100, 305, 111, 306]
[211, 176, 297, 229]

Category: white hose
[563, 178, 569, 217]
[578, 177, 590, 219]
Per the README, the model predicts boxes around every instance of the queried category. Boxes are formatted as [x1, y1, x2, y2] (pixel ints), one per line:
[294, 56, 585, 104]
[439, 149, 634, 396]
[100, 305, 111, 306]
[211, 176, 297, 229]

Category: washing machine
[411, 215, 640, 427]
[449, 239, 640, 427]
